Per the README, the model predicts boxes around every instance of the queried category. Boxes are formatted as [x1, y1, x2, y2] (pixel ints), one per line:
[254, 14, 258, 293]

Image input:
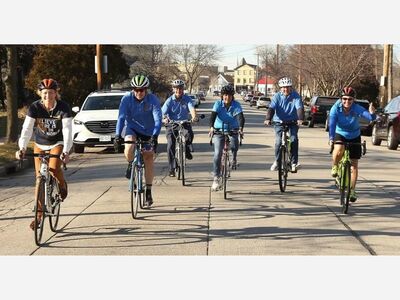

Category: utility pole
[380, 44, 392, 108]
[276, 44, 280, 71]
[298, 44, 302, 97]
[96, 44, 102, 90]
[256, 53, 259, 92]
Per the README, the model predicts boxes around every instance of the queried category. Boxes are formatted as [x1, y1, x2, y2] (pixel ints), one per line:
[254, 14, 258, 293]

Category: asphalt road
[0, 95, 399, 256]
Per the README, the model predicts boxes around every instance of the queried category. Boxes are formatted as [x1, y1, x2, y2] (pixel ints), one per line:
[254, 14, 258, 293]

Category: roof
[234, 57, 257, 70]
[257, 77, 276, 85]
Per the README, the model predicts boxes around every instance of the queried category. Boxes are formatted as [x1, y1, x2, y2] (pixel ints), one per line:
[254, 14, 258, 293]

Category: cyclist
[208, 84, 245, 191]
[162, 79, 199, 177]
[264, 76, 304, 172]
[16, 78, 72, 230]
[328, 86, 376, 202]
[115, 74, 162, 207]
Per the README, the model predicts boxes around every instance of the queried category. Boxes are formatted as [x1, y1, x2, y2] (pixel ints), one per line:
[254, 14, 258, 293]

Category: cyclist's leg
[212, 134, 224, 178]
[183, 124, 194, 157]
[140, 133, 155, 205]
[331, 134, 345, 176]
[48, 145, 67, 200]
[349, 136, 361, 201]
[32, 145, 45, 228]
[289, 124, 299, 164]
[166, 126, 177, 171]
[274, 124, 283, 162]
[229, 133, 239, 165]
[123, 129, 137, 179]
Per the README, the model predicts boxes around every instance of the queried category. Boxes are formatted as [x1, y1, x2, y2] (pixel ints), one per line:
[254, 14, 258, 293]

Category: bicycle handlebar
[21, 153, 67, 170]
[164, 114, 205, 126]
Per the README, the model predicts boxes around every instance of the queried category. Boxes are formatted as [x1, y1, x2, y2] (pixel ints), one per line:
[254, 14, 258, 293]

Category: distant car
[213, 90, 220, 96]
[371, 95, 400, 150]
[249, 96, 259, 107]
[188, 94, 200, 107]
[305, 96, 338, 127]
[72, 90, 125, 153]
[256, 96, 271, 109]
[325, 99, 373, 136]
[244, 94, 253, 102]
[197, 92, 206, 101]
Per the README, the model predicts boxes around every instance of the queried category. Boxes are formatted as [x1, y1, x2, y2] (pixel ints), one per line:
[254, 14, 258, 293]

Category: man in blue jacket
[115, 75, 162, 207]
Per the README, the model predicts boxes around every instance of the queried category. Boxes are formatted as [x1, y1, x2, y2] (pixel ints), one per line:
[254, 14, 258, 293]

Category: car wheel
[371, 124, 382, 146]
[324, 119, 329, 132]
[308, 120, 314, 128]
[74, 143, 85, 153]
[387, 126, 399, 150]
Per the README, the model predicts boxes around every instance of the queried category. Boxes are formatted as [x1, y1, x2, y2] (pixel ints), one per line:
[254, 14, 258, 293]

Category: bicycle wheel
[223, 153, 229, 199]
[278, 146, 288, 192]
[48, 177, 61, 232]
[176, 145, 181, 180]
[341, 161, 352, 214]
[180, 142, 185, 186]
[34, 179, 46, 246]
[131, 164, 140, 219]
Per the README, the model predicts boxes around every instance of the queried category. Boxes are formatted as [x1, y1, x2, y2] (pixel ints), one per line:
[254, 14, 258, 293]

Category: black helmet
[38, 78, 59, 90]
[221, 84, 235, 96]
[341, 86, 356, 98]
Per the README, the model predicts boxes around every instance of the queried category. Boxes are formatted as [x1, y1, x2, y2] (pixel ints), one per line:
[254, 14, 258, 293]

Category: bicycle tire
[176, 144, 181, 180]
[34, 179, 46, 246]
[223, 153, 229, 199]
[341, 161, 352, 214]
[131, 164, 140, 219]
[48, 176, 61, 232]
[278, 146, 288, 192]
[180, 142, 185, 186]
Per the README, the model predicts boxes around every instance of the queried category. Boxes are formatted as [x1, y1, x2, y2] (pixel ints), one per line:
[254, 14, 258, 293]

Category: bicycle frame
[168, 121, 191, 185]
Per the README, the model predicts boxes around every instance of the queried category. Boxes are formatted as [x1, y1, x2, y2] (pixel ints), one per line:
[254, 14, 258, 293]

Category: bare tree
[286, 45, 376, 96]
[256, 45, 289, 80]
[4, 46, 19, 143]
[171, 44, 222, 93]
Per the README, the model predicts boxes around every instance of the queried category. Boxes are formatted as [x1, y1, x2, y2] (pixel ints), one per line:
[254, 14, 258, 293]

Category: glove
[114, 135, 123, 146]
[192, 116, 199, 123]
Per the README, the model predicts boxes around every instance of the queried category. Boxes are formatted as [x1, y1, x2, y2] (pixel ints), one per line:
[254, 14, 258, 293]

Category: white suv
[72, 90, 126, 153]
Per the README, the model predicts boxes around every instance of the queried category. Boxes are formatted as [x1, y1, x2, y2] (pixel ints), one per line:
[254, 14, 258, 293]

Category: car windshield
[316, 97, 338, 105]
[82, 95, 123, 110]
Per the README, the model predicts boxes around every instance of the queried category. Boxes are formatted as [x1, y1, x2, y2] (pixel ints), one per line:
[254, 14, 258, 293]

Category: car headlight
[74, 119, 83, 125]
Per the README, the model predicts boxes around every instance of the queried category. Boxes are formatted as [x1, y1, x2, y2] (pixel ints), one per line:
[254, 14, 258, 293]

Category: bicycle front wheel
[48, 177, 61, 232]
[131, 164, 140, 219]
[180, 142, 186, 186]
[341, 161, 352, 214]
[223, 153, 229, 199]
[278, 146, 288, 192]
[34, 179, 46, 246]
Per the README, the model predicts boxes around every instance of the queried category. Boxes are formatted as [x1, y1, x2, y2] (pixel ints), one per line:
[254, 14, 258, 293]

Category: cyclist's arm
[152, 100, 162, 136]
[116, 97, 128, 136]
[236, 112, 245, 130]
[328, 107, 337, 141]
[189, 106, 197, 120]
[297, 107, 304, 121]
[18, 116, 35, 151]
[62, 117, 73, 153]
[265, 107, 275, 121]
[209, 111, 217, 129]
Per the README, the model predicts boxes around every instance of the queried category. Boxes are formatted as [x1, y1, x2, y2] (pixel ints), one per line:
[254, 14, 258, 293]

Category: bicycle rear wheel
[341, 162, 351, 214]
[278, 146, 288, 192]
[34, 179, 46, 246]
[223, 153, 229, 199]
[48, 177, 61, 232]
[131, 164, 140, 219]
[180, 142, 186, 186]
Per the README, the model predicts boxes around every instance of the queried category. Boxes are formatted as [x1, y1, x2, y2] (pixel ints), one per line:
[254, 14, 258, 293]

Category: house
[234, 58, 257, 93]
[209, 73, 234, 93]
[257, 76, 277, 96]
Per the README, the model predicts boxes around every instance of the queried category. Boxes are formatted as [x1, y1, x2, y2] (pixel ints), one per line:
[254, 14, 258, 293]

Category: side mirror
[72, 106, 80, 113]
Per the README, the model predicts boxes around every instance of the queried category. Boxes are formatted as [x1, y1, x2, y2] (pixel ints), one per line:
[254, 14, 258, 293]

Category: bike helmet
[172, 79, 185, 88]
[130, 75, 150, 88]
[341, 86, 356, 98]
[221, 84, 235, 96]
[38, 78, 59, 90]
[278, 77, 292, 87]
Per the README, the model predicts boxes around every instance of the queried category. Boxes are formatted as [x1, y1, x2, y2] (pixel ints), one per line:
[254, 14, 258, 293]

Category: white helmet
[172, 79, 185, 87]
[278, 77, 292, 87]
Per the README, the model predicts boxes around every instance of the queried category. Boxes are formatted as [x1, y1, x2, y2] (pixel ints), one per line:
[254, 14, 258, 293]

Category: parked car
[249, 96, 259, 107]
[213, 90, 220, 96]
[188, 94, 200, 107]
[325, 99, 373, 136]
[305, 96, 338, 127]
[244, 94, 254, 102]
[371, 95, 400, 150]
[72, 90, 125, 153]
[197, 92, 206, 101]
[256, 96, 271, 109]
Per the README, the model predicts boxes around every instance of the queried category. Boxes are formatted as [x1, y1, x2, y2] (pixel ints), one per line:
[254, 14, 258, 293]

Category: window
[249, 70, 252, 76]
[243, 70, 247, 75]
[249, 78, 252, 84]
[243, 79, 247, 84]
[237, 70, 241, 75]
[237, 78, 241, 83]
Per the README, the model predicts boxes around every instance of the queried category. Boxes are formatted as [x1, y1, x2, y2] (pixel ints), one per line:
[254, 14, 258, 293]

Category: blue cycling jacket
[212, 99, 243, 130]
[270, 90, 303, 122]
[116, 92, 162, 137]
[328, 99, 376, 140]
[162, 94, 194, 121]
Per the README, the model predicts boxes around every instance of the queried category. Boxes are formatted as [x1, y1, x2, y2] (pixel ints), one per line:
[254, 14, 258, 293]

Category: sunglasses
[134, 88, 145, 93]
[342, 97, 354, 101]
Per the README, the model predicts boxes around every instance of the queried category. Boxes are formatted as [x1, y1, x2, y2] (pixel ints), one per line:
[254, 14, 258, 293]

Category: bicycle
[210, 128, 243, 199]
[272, 121, 298, 193]
[166, 114, 204, 186]
[21, 153, 67, 246]
[123, 139, 153, 219]
[330, 140, 366, 214]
